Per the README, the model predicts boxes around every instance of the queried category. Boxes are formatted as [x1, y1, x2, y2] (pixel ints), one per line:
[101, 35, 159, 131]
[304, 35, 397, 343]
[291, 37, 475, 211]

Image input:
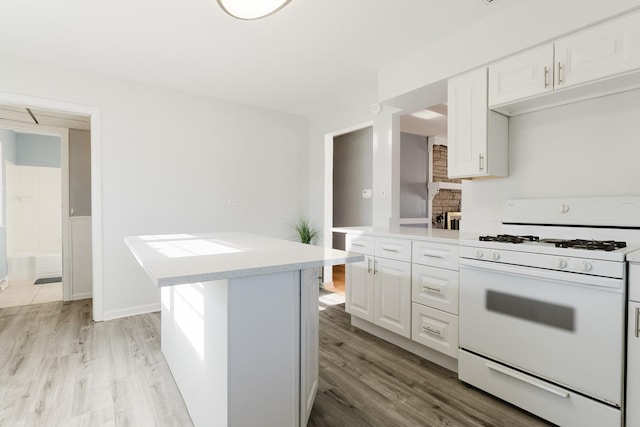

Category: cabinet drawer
[411, 303, 458, 358]
[375, 237, 412, 262]
[346, 234, 374, 255]
[412, 264, 459, 315]
[412, 240, 459, 270]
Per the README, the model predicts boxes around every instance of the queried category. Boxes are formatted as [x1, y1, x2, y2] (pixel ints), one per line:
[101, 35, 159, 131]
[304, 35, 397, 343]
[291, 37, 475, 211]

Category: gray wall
[0, 129, 17, 280]
[16, 133, 61, 167]
[400, 132, 428, 219]
[69, 130, 91, 216]
[333, 127, 373, 249]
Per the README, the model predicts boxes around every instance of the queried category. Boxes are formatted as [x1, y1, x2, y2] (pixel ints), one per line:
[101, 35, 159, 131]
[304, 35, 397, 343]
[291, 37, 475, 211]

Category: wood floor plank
[0, 296, 553, 426]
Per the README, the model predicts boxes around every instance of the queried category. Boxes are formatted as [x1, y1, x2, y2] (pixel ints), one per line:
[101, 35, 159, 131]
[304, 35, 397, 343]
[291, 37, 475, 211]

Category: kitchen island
[125, 232, 363, 427]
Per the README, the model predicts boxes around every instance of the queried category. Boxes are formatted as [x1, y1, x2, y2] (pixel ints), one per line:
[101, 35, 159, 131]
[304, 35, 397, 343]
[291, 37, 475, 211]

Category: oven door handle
[460, 258, 623, 290]
[485, 361, 570, 399]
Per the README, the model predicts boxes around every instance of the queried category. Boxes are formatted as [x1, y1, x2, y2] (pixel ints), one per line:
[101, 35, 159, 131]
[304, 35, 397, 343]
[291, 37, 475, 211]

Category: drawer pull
[636, 307, 639, 338]
[351, 243, 365, 247]
[420, 250, 446, 259]
[424, 326, 441, 336]
[423, 285, 442, 294]
[383, 248, 400, 253]
[486, 361, 570, 398]
[374, 260, 378, 275]
[367, 258, 372, 274]
[543, 65, 550, 88]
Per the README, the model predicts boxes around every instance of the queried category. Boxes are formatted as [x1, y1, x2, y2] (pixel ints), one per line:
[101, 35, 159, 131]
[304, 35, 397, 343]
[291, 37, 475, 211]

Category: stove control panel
[460, 246, 624, 279]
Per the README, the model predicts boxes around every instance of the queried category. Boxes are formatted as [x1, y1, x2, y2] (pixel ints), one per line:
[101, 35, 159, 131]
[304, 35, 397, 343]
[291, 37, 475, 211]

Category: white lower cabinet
[300, 268, 319, 426]
[411, 303, 459, 358]
[346, 256, 375, 322]
[373, 258, 411, 338]
[346, 232, 461, 362]
[346, 234, 411, 338]
[410, 240, 460, 360]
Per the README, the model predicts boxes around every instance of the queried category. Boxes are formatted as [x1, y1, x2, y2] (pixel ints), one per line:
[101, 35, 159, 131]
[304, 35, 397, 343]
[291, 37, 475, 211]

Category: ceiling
[0, 0, 520, 117]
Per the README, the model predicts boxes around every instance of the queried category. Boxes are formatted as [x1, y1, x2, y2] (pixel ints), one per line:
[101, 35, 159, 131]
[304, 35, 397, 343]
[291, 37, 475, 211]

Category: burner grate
[554, 239, 627, 252]
[479, 234, 540, 244]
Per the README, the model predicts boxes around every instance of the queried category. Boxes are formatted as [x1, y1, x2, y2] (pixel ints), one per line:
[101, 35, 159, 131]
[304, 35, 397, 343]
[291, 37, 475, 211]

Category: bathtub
[8, 252, 62, 281]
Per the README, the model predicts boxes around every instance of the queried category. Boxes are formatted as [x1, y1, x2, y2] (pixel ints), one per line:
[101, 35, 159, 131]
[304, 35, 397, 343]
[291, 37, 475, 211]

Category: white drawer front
[412, 241, 459, 270]
[411, 264, 459, 315]
[346, 234, 374, 256]
[375, 237, 412, 262]
[458, 350, 621, 427]
[411, 303, 458, 358]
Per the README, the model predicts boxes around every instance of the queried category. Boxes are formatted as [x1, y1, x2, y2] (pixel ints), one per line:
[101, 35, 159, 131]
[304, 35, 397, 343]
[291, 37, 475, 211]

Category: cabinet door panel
[374, 258, 411, 338]
[628, 301, 640, 427]
[412, 264, 459, 315]
[411, 303, 459, 358]
[448, 67, 489, 178]
[555, 11, 640, 89]
[300, 268, 319, 426]
[489, 44, 554, 107]
[346, 258, 374, 322]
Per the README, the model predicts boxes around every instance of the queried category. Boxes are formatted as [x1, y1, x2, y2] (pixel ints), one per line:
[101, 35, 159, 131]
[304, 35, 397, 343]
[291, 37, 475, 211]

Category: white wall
[6, 164, 62, 257]
[0, 55, 309, 319]
[461, 89, 640, 233]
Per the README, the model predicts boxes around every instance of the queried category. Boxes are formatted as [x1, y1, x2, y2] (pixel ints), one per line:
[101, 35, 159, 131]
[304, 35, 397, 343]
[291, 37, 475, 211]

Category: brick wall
[432, 145, 461, 227]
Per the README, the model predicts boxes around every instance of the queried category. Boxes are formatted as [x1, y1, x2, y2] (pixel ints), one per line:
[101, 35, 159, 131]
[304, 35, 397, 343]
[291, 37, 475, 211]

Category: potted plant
[292, 217, 319, 244]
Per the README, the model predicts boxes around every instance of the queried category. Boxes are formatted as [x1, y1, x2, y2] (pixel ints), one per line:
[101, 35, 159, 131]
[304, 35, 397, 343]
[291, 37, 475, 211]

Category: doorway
[0, 102, 98, 315]
[322, 122, 374, 294]
[2, 130, 64, 308]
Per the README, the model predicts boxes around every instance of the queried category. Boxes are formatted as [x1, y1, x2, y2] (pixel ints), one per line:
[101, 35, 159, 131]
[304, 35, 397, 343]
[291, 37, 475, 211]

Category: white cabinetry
[300, 268, 319, 426]
[346, 234, 411, 338]
[448, 67, 508, 179]
[627, 261, 640, 427]
[489, 10, 640, 115]
[410, 240, 460, 359]
[345, 234, 375, 322]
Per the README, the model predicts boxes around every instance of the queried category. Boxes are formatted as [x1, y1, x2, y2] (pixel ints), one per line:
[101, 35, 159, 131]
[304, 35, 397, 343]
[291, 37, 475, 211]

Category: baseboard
[72, 292, 93, 301]
[351, 316, 458, 373]
[103, 302, 161, 320]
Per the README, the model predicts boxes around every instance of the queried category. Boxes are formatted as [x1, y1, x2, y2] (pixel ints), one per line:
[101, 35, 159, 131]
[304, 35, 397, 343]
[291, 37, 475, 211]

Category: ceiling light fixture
[217, 0, 292, 20]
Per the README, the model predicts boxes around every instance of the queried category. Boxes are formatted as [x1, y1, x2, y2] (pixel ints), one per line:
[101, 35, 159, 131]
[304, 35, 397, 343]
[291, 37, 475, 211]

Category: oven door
[459, 259, 625, 406]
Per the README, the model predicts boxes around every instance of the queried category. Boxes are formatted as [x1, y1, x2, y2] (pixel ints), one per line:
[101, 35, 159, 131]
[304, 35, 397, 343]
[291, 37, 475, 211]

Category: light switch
[362, 189, 372, 199]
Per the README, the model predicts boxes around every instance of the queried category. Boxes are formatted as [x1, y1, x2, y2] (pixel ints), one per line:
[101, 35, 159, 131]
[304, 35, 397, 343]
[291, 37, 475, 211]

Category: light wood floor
[0, 296, 552, 426]
[322, 265, 345, 296]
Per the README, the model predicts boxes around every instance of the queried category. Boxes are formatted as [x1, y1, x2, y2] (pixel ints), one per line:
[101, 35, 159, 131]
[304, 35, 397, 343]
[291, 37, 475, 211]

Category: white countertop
[125, 232, 364, 287]
[332, 225, 459, 244]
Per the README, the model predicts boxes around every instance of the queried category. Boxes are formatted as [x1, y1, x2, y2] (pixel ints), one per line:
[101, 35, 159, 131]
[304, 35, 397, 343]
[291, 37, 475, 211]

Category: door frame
[323, 120, 373, 283]
[0, 91, 104, 321]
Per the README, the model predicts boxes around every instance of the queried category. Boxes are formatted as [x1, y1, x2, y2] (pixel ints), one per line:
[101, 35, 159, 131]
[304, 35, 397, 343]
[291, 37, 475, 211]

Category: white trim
[61, 129, 71, 302]
[103, 303, 161, 321]
[72, 291, 93, 300]
[0, 91, 104, 321]
[323, 120, 373, 284]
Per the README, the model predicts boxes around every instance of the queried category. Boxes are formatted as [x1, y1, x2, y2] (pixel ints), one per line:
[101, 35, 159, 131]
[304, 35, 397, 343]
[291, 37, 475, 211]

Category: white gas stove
[458, 197, 640, 427]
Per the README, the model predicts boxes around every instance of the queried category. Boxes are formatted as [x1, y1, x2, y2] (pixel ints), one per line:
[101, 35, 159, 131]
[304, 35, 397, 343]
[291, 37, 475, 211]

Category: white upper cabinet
[448, 67, 508, 179]
[555, 11, 640, 89]
[490, 9, 640, 115]
[489, 44, 554, 107]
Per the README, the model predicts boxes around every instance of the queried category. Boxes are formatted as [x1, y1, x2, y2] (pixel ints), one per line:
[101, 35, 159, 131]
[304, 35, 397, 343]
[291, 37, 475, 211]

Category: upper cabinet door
[489, 44, 554, 107]
[555, 11, 640, 90]
[448, 67, 489, 178]
[448, 67, 508, 179]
